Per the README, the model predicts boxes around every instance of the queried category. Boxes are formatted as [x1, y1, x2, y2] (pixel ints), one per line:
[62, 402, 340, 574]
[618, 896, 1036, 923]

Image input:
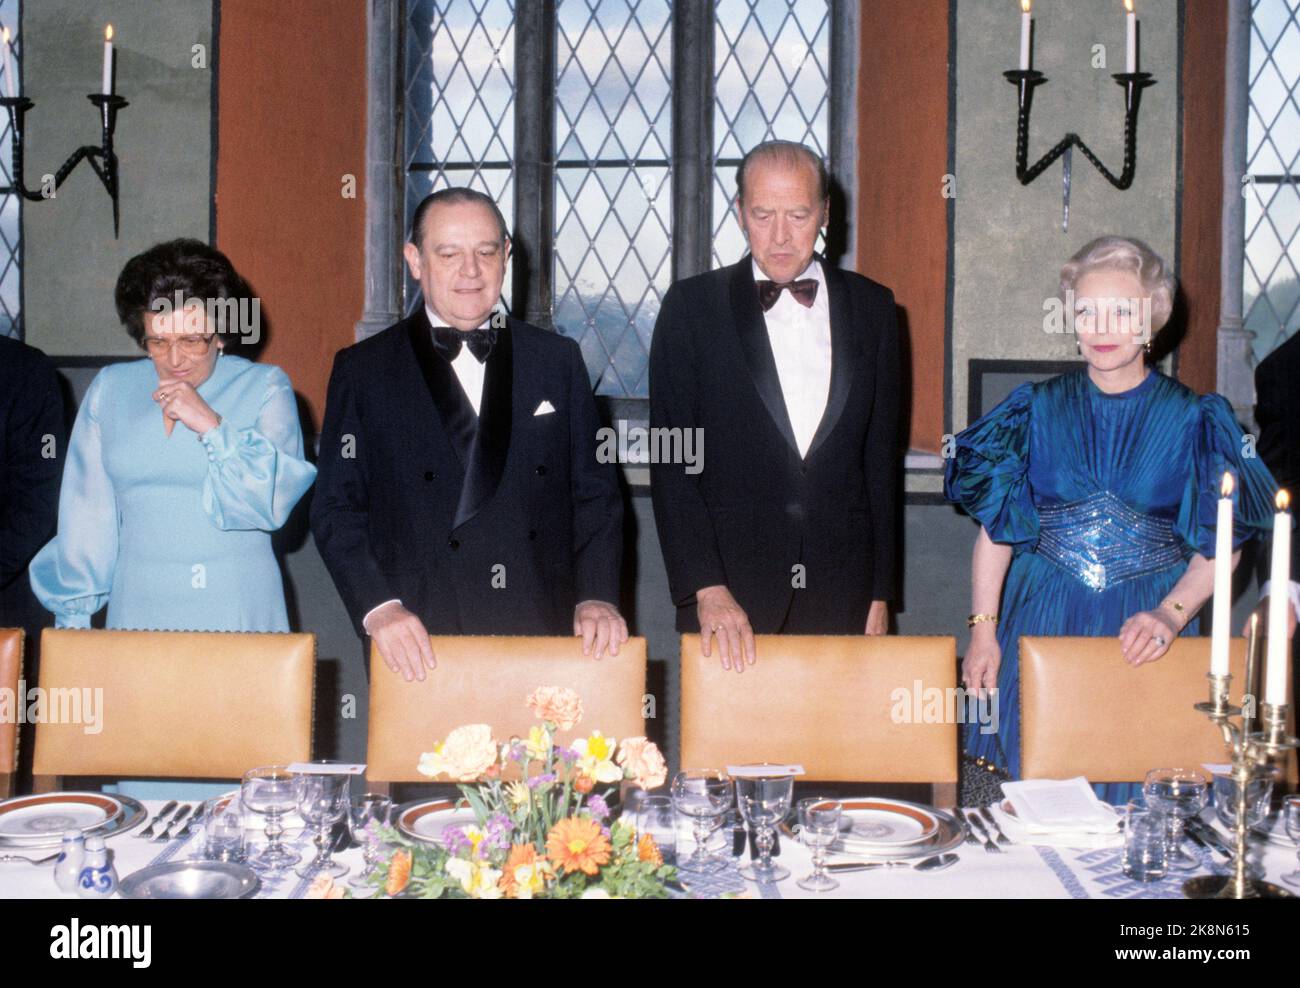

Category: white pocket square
[533, 400, 556, 416]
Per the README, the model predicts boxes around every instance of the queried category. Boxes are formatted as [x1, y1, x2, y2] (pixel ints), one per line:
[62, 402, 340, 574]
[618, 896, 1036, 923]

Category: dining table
[2, 794, 1296, 899]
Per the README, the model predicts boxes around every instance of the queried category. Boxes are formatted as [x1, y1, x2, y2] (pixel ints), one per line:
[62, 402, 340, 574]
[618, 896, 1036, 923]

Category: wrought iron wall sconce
[1003, 68, 1154, 232]
[0, 93, 128, 236]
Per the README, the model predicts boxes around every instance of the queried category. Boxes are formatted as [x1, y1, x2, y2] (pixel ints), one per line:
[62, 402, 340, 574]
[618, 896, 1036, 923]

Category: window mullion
[514, 0, 557, 329]
[671, 0, 714, 282]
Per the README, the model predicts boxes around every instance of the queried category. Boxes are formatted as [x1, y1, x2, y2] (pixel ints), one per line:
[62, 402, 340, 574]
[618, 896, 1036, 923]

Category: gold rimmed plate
[836, 799, 941, 848]
[0, 792, 145, 848]
[783, 798, 964, 861]
[394, 799, 476, 845]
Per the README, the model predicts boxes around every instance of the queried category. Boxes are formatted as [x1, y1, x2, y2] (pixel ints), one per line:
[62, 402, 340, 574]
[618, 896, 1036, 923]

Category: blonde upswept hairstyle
[1059, 235, 1176, 333]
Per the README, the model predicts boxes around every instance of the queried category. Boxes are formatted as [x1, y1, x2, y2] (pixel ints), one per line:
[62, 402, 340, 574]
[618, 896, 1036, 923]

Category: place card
[725, 764, 805, 778]
[286, 762, 366, 775]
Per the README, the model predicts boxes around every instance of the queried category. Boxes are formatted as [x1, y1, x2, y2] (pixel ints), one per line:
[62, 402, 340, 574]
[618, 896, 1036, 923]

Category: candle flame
[1, 27, 8, 44]
[105, 24, 113, 42]
[1125, 0, 1134, 12]
[1221, 472, 1234, 497]
[1022, 0, 1031, 12]
[1278, 489, 1291, 512]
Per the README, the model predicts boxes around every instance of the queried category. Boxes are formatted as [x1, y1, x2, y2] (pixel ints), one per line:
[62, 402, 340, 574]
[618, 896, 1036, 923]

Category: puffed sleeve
[943, 382, 1038, 548]
[1176, 392, 1279, 557]
[28, 370, 118, 628]
[199, 367, 316, 531]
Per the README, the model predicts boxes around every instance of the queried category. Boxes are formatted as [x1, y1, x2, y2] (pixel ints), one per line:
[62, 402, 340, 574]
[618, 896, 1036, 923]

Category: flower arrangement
[346, 686, 672, 899]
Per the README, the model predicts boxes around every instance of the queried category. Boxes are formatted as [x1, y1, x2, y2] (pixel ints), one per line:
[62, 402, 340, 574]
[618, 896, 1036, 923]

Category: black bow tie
[431, 323, 496, 363]
[757, 278, 818, 312]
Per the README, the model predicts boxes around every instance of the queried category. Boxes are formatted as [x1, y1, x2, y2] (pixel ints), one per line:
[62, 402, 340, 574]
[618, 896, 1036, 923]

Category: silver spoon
[826, 852, 959, 874]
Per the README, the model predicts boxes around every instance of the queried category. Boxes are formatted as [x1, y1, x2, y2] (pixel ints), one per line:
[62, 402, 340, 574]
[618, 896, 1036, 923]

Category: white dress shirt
[755, 257, 831, 459]
[362, 307, 491, 632]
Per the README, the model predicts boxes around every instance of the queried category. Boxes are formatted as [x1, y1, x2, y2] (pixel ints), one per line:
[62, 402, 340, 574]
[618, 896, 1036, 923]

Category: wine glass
[295, 773, 352, 878]
[1282, 795, 1300, 888]
[670, 769, 733, 874]
[735, 770, 794, 883]
[1142, 767, 1209, 872]
[796, 797, 841, 892]
[241, 766, 301, 872]
[347, 793, 393, 889]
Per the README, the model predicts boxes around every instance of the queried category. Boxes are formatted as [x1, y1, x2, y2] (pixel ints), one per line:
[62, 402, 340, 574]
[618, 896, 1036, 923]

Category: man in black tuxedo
[312, 188, 627, 682]
[650, 141, 900, 672]
[0, 336, 65, 646]
[1253, 331, 1299, 639]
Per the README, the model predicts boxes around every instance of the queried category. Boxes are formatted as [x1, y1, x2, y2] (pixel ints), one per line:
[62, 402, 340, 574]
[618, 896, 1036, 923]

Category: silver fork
[153, 804, 193, 843]
[963, 809, 1004, 853]
[137, 800, 178, 840]
[0, 851, 60, 865]
[980, 806, 1013, 845]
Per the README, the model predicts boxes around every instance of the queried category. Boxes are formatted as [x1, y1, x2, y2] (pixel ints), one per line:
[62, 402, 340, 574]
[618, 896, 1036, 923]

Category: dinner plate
[783, 799, 963, 861]
[119, 861, 260, 899]
[0, 792, 144, 847]
[395, 799, 477, 845]
[836, 799, 940, 848]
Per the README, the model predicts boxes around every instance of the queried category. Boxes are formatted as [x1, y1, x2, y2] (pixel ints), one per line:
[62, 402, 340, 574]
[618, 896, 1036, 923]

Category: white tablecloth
[2, 798, 1295, 899]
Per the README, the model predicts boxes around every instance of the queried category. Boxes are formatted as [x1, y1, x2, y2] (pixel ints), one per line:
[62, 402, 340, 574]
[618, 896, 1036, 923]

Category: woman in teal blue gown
[945, 237, 1278, 806]
[31, 240, 316, 633]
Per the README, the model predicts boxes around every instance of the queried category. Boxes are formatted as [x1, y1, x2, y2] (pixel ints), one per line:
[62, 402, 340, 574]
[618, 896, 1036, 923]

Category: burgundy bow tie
[757, 278, 818, 312]
[431, 324, 496, 363]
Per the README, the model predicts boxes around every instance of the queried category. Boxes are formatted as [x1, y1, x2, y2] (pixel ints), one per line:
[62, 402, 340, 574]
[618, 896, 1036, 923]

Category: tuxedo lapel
[407, 311, 476, 469]
[805, 260, 860, 460]
[728, 257, 800, 456]
[453, 320, 514, 530]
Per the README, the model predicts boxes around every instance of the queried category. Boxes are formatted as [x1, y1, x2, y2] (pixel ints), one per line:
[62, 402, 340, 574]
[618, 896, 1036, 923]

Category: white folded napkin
[1001, 777, 1121, 835]
[988, 803, 1124, 849]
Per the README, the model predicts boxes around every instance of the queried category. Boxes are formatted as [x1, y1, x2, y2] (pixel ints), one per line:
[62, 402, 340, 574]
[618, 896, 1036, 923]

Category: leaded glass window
[1245, 0, 1300, 361]
[0, 0, 20, 340]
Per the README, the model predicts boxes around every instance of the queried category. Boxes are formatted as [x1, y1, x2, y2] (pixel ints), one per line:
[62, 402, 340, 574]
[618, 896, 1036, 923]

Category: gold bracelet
[967, 613, 998, 628]
[1160, 599, 1187, 629]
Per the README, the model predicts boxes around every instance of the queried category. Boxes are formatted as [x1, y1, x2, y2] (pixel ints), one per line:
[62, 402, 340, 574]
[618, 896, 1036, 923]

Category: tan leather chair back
[0, 629, 23, 797]
[32, 629, 315, 784]
[367, 636, 647, 786]
[1021, 636, 1297, 782]
[680, 635, 959, 783]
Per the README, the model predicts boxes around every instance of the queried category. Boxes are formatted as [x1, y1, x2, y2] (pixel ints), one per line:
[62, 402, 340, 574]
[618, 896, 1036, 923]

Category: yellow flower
[525, 725, 550, 760]
[446, 857, 504, 899]
[574, 731, 622, 784]
[505, 780, 530, 810]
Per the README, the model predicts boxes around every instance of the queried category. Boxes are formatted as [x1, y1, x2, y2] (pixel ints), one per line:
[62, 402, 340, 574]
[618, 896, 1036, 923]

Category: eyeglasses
[143, 334, 218, 357]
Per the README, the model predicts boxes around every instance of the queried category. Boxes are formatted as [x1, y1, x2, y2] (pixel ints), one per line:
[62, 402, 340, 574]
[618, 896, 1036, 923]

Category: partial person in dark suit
[312, 188, 627, 682]
[649, 140, 901, 672]
[1251, 331, 1299, 639]
[0, 336, 66, 645]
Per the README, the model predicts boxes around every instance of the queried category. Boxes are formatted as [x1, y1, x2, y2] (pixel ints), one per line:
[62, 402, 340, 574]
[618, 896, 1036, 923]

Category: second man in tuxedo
[312, 188, 627, 681]
[650, 141, 901, 671]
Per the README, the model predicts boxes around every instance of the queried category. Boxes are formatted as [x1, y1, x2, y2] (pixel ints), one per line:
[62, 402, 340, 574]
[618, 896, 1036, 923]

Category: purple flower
[507, 743, 525, 763]
[527, 773, 557, 790]
[553, 745, 579, 763]
[586, 794, 610, 820]
[440, 825, 472, 855]
[483, 812, 514, 852]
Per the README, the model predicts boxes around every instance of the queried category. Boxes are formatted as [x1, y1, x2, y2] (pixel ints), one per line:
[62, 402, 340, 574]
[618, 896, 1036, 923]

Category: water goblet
[1142, 767, 1209, 872]
[241, 766, 301, 872]
[1281, 795, 1300, 888]
[735, 770, 794, 883]
[670, 769, 733, 874]
[295, 772, 352, 878]
[1122, 801, 1168, 882]
[347, 793, 393, 889]
[795, 798, 841, 892]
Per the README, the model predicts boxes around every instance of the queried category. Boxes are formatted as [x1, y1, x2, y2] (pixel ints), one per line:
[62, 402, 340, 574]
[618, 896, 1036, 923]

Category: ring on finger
[1153, 635, 1167, 647]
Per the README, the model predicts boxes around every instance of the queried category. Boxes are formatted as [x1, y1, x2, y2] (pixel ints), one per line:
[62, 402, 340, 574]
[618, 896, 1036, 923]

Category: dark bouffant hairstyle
[114, 238, 254, 347]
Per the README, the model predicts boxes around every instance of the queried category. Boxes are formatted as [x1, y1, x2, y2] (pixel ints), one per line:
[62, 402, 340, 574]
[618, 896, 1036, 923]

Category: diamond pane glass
[0, 1, 20, 339]
[554, 0, 671, 397]
[405, 0, 515, 310]
[713, 0, 829, 270]
[1246, 0, 1300, 361]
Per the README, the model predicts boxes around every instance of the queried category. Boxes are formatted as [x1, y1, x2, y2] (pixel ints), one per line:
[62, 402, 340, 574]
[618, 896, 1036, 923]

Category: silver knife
[154, 804, 193, 842]
[137, 800, 178, 840]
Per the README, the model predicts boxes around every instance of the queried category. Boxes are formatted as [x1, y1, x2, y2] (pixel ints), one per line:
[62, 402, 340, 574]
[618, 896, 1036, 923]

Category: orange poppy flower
[546, 816, 612, 876]
[386, 848, 412, 896]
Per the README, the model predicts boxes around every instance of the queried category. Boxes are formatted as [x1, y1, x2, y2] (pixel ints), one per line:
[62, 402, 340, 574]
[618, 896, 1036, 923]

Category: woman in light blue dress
[945, 237, 1278, 807]
[31, 239, 315, 632]
[30, 239, 316, 797]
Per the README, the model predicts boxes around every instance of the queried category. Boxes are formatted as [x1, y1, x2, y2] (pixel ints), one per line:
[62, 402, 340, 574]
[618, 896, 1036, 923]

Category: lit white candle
[1020, 0, 1033, 71]
[1266, 490, 1291, 707]
[1211, 472, 1234, 677]
[1, 27, 15, 99]
[102, 24, 113, 96]
[1125, 0, 1137, 73]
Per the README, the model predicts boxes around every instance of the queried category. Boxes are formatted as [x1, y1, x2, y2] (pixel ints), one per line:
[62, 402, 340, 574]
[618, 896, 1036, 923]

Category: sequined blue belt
[1035, 491, 1185, 592]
